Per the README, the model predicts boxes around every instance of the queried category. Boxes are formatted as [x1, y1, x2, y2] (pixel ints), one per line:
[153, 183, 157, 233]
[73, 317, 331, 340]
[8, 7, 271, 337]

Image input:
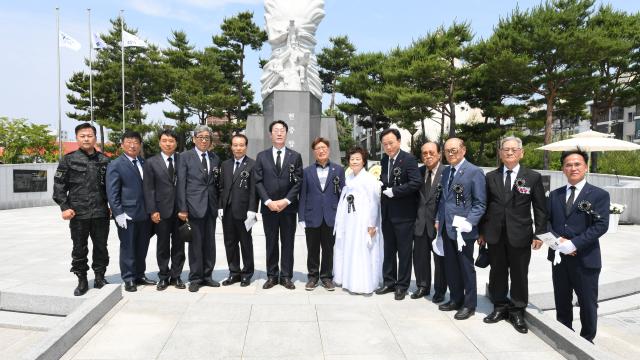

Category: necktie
[132, 159, 142, 179]
[388, 158, 395, 182]
[425, 169, 432, 195]
[504, 169, 513, 194]
[167, 157, 174, 181]
[276, 150, 282, 174]
[448, 167, 456, 189]
[234, 160, 240, 175]
[565, 185, 576, 216]
[201, 153, 208, 174]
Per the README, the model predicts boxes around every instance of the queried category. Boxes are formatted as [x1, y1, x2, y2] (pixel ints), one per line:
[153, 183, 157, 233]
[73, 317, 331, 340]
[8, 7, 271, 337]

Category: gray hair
[193, 125, 212, 137]
[500, 136, 523, 149]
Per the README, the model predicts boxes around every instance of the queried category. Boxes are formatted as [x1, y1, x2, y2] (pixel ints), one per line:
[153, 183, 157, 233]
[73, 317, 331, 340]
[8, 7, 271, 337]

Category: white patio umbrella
[570, 130, 614, 139]
[537, 137, 640, 152]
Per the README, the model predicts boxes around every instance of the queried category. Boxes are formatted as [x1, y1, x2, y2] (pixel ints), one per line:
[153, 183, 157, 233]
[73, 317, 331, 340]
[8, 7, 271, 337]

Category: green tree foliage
[212, 11, 267, 121]
[0, 117, 58, 163]
[317, 36, 356, 111]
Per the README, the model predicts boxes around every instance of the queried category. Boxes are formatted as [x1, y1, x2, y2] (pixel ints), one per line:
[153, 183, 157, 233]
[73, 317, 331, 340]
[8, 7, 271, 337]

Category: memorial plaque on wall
[13, 170, 47, 193]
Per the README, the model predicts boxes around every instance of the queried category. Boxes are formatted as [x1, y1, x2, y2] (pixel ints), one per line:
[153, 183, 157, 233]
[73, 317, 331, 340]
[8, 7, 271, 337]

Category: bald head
[444, 138, 466, 166]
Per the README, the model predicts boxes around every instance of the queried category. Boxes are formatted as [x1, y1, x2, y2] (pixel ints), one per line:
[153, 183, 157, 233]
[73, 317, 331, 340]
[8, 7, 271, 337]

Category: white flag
[92, 33, 107, 50]
[59, 31, 81, 51]
[122, 30, 147, 48]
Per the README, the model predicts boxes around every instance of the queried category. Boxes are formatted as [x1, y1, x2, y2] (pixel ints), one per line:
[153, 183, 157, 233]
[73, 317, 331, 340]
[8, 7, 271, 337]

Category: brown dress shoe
[263, 277, 278, 289]
[280, 278, 295, 290]
[321, 279, 335, 291]
[305, 279, 318, 291]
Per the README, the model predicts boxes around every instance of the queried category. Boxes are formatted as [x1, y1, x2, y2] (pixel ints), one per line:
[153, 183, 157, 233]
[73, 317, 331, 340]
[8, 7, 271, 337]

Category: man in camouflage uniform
[53, 123, 111, 296]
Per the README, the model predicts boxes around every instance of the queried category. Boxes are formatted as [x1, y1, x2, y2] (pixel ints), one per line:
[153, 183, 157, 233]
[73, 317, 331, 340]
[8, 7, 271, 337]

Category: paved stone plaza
[1, 206, 638, 359]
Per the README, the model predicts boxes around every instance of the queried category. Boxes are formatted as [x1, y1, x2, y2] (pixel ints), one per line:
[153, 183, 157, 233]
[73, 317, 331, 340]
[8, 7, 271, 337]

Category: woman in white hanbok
[333, 148, 383, 294]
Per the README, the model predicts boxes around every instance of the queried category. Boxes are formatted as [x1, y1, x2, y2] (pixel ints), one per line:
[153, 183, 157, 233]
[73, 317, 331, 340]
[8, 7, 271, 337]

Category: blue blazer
[253, 147, 303, 214]
[106, 154, 147, 222]
[547, 182, 610, 269]
[298, 162, 345, 227]
[436, 159, 486, 240]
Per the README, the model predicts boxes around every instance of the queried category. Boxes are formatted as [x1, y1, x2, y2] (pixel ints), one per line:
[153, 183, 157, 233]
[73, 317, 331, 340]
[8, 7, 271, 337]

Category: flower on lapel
[392, 166, 402, 186]
[239, 170, 249, 189]
[514, 178, 530, 194]
[578, 200, 601, 220]
[332, 175, 341, 194]
[453, 184, 464, 194]
[288, 164, 298, 183]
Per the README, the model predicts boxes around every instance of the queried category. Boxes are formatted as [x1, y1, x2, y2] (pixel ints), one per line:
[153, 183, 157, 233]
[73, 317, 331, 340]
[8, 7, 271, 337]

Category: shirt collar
[272, 146, 285, 153]
[390, 150, 401, 161]
[426, 162, 440, 173]
[504, 163, 520, 176]
[234, 155, 246, 164]
[161, 152, 173, 162]
[316, 160, 330, 169]
[195, 148, 207, 158]
[124, 154, 137, 163]
[567, 178, 587, 192]
[452, 158, 466, 171]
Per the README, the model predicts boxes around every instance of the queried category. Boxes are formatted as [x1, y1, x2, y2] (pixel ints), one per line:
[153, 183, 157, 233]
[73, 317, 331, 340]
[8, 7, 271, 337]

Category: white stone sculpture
[261, 0, 325, 100]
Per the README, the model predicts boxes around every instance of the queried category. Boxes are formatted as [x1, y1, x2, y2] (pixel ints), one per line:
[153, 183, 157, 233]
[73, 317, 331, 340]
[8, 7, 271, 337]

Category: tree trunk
[237, 45, 245, 122]
[440, 106, 445, 148]
[477, 116, 489, 165]
[543, 94, 555, 170]
[420, 117, 427, 144]
[330, 79, 336, 111]
[371, 117, 377, 160]
[99, 125, 105, 153]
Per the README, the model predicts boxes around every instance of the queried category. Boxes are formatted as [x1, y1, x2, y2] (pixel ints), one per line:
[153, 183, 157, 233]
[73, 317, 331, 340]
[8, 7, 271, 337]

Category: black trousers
[487, 228, 531, 310]
[189, 210, 216, 283]
[222, 209, 254, 280]
[117, 219, 151, 282]
[155, 216, 185, 281]
[262, 211, 296, 279]
[443, 228, 477, 309]
[305, 220, 335, 280]
[69, 217, 110, 274]
[381, 218, 414, 291]
[413, 232, 447, 295]
[552, 255, 600, 342]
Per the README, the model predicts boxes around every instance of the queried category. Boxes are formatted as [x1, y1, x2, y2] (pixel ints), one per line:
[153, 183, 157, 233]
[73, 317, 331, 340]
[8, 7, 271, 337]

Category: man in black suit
[412, 141, 447, 302]
[253, 120, 303, 290]
[376, 128, 422, 300]
[106, 131, 155, 292]
[478, 136, 546, 333]
[218, 134, 258, 287]
[143, 129, 186, 291]
[547, 150, 609, 342]
[177, 125, 221, 292]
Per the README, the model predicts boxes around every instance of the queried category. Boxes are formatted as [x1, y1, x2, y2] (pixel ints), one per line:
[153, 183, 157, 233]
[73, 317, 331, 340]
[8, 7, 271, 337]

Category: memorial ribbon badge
[332, 175, 341, 194]
[435, 183, 443, 203]
[346, 194, 355, 213]
[288, 164, 297, 183]
[239, 170, 249, 189]
[577, 200, 601, 219]
[453, 183, 464, 206]
[212, 167, 220, 184]
[515, 178, 530, 194]
[392, 166, 402, 186]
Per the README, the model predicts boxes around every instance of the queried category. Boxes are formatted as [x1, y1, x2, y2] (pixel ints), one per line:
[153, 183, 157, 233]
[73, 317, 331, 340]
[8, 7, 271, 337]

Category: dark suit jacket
[143, 153, 179, 219]
[176, 148, 220, 219]
[298, 162, 345, 228]
[436, 159, 486, 240]
[480, 165, 547, 247]
[253, 147, 303, 214]
[380, 150, 422, 223]
[218, 156, 258, 220]
[106, 154, 147, 222]
[547, 182, 610, 269]
[414, 163, 444, 239]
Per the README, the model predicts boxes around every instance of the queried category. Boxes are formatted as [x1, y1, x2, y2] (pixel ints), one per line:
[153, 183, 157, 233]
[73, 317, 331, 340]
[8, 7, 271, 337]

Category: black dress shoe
[124, 281, 137, 292]
[483, 308, 508, 323]
[135, 276, 157, 286]
[375, 285, 395, 295]
[263, 277, 278, 289]
[438, 301, 462, 311]
[203, 278, 220, 287]
[94, 273, 108, 289]
[171, 278, 186, 289]
[410, 287, 429, 299]
[454, 307, 475, 320]
[432, 293, 445, 303]
[74, 274, 89, 296]
[509, 312, 528, 334]
[240, 278, 251, 287]
[394, 289, 406, 300]
[157, 279, 170, 291]
[280, 278, 295, 290]
[188, 281, 200, 292]
[222, 276, 241, 286]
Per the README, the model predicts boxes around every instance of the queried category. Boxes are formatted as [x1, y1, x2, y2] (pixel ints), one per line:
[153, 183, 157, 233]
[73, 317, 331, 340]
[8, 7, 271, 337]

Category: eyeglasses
[195, 136, 211, 141]
[422, 151, 438, 157]
[314, 145, 328, 152]
[501, 148, 521, 153]
[444, 148, 460, 155]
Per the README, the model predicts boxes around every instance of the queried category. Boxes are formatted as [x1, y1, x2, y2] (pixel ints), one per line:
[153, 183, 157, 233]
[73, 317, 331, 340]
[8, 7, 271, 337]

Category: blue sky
[1, 0, 637, 137]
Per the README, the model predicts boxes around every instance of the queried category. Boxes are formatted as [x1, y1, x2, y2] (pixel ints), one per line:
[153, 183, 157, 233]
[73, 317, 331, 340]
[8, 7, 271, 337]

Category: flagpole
[120, 9, 125, 133]
[56, 7, 63, 161]
[88, 8, 94, 126]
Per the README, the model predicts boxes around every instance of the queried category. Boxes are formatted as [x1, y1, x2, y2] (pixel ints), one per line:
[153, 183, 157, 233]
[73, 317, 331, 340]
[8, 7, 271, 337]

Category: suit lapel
[569, 183, 591, 217]
[123, 155, 142, 182]
[428, 164, 444, 198]
[230, 159, 243, 185]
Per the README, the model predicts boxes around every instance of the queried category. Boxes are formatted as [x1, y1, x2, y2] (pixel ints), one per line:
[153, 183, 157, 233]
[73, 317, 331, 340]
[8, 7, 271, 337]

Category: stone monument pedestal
[246, 90, 340, 166]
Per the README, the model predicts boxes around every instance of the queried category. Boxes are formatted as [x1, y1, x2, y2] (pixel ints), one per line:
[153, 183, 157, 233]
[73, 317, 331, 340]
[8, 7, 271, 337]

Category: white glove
[456, 231, 466, 252]
[247, 211, 256, 220]
[382, 188, 394, 198]
[218, 209, 224, 219]
[558, 240, 577, 255]
[299, 221, 306, 229]
[553, 249, 562, 265]
[452, 216, 472, 233]
[256, 212, 263, 222]
[115, 213, 132, 229]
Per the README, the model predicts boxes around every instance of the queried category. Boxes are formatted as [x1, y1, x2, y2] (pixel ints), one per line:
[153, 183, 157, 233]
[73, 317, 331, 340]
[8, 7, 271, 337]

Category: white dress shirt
[124, 154, 143, 179]
[195, 148, 210, 174]
[503, 163, 520, 190]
